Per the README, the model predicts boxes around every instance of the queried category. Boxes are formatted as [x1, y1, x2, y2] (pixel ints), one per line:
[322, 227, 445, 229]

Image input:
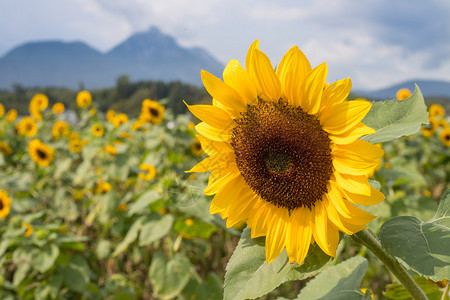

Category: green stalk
[441, 282, 449, 300]
[350, 229, 428, 300]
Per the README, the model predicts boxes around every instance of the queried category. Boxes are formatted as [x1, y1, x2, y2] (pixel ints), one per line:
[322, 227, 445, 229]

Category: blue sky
[1, 0, 449, 91]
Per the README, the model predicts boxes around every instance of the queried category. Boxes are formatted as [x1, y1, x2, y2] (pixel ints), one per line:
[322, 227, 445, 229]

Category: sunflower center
[150, 108, 159, 117]
[231, 99, 333, 210]
[37, 149, 47, 159]
[264, 151, 292, 174]
[0, 200, 3, 210]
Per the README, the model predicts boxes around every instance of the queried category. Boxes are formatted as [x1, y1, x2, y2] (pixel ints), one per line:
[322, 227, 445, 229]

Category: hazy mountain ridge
[354, 79, 450, 99]
[0, 27, 224, 89]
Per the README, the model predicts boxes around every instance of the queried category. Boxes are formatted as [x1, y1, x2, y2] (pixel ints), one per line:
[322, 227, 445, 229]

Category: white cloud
[0, 0, 449, 90]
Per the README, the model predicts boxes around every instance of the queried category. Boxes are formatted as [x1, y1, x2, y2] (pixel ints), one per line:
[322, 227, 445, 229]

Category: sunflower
[0, 103, 4, 118]
[140, 99, 165, 124]
[118, 203, 128, 212]
[104, 144, 117, 156]
[421, 122, 437, 138]
[106, 109, 116, 123]
[0, 190, 12, 219]
[16, 117, 38, 137]
[69, 139, 88, 153]
[138, 164, 156, 181]
[76, 90, 92, 108]
[21, 222, 33, 237]
[95, 181, 112, 194]
[186, 41, 384, 264]
[190, 139, 204, 156]
[92, 124, 105, 137]
[429, 104, 445, 118]
[90, 108, 96, 116]
[51, 120, 70, 139]
[0, 141, 13, 156]
[29, 94, 49, 120]
[52, 102, 65, 114]
[28, 139, 55, 167]
[68, 132, 80, 142]
[6, 109, 18, 122]
[112, 113, 129, 128]
[131, 119, 145, 131]
[395, 88, 411, 100]
[440, 128, 450, 147]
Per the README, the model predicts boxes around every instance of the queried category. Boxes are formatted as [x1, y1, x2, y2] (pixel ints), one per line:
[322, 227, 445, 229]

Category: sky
[1, 0, 449, 91]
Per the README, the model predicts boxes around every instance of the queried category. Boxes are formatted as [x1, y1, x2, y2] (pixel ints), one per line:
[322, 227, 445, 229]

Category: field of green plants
[0, 87, 449, 299]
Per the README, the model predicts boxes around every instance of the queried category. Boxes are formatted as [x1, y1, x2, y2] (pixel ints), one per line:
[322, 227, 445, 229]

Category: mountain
[355, 79, 450, 99]
[0, 27, 224, 89]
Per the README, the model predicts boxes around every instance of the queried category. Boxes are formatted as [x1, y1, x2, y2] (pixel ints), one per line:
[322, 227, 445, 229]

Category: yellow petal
[226, 189, 258, 227]
[334, 139, 384, 161]
[312, 203, 335, 257]
[332, 158, 376, 176]
[195, 122, 232, 142]
[276, 46, 312, 106]
[319, 77, 352, 111]
[248, 48, 282, 102]
[340, 201, 377, 225]
[196, 135, 233, 156]
[187, 152, 234, 173]
[329, 123, 376, 145]
[185, 102, 235, 130]
[245, 40, 260, 73]
[247, 198, 272, 238]
[210, 175, 245, 215]
[204, 167, 240, 195]
[326, 222, 339, 257]
[321, 100, 372, 135]
[223, 177, 258, 225]
[333, 171, 372, 196]
[265, 206, 289, 263]
[327, 181, 354, 219]
[341, 219, 367, 234]
[201, 70, 247, 114]
[223, 59, 258, 105]
[299, 62, 328, 114]
[286, 207, 312, 264]
[341, 186, 385, 206]
[323, 194, 354, 235]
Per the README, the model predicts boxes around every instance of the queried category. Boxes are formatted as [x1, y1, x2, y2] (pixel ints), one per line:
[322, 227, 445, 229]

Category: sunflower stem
[350, 229, 428, 300]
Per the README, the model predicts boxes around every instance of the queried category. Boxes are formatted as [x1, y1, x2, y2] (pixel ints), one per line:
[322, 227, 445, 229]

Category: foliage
[0, 86, 449, 299]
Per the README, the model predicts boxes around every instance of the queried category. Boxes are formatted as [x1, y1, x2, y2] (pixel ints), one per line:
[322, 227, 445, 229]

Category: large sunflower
[28, 139, 55, 167]
[186, 41, 384, 264]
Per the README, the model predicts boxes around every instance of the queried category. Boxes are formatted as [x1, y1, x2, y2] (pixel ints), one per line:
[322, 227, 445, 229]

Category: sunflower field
[0, 43, 449, 300]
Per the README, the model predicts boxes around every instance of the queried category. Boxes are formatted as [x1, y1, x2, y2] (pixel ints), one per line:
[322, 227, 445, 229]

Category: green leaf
[173, 218, 217, 239]
[149, 251, 191, 299]
[127, 190, 161, 216]
[224, 227, 333, 300]
[385, 276, 442, 300]
[32, 243, 60, 273]
[379, 189, 450, 281]
[294, 256, 368, 300]
[361, 85, 428, 144]
[53, 157, 72, 180]
[138, 213, 174, 246]
[182, 273, 223, 300]
[13, 263, 31, 287]
[112, 216, 145, 257]
[58, 255, 91, 293]
[96, 239, 111, 259]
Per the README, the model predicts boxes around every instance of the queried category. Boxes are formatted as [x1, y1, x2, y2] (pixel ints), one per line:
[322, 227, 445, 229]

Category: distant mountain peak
[0, 26, 224, 89]
[355, 79, 450, 99]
